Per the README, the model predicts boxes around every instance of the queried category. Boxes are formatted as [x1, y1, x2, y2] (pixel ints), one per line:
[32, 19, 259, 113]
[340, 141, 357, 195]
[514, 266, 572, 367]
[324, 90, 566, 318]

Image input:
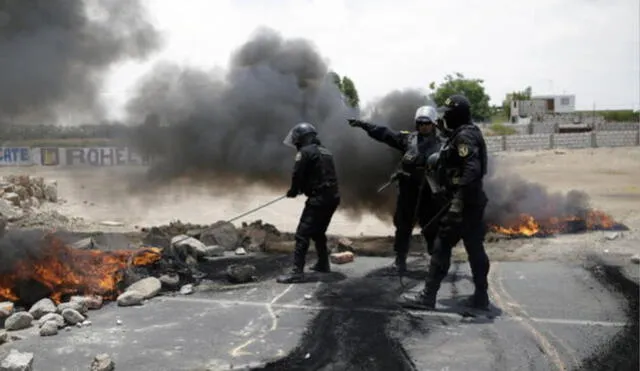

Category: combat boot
[459, 291, 490, 311]
[277, 266, 305, 284]
[393, 254, 407, 274]
[311, 247, 331, 273]
[398, 289, 437, 310]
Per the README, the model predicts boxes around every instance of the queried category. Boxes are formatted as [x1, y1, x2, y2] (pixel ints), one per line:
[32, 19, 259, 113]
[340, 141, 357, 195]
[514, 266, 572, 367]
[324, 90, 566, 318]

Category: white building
[530, 94, 576, 114]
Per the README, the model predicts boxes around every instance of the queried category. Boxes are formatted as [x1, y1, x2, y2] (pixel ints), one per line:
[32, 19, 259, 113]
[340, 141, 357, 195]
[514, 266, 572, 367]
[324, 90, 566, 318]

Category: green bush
[488, 123, 517, 136]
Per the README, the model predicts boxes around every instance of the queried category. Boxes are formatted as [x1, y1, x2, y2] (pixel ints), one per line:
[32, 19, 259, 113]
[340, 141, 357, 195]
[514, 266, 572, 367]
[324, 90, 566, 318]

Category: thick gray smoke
[0, 0, 161, 125]
[127, 28, 429, 220]
[127, 27, 593, 224]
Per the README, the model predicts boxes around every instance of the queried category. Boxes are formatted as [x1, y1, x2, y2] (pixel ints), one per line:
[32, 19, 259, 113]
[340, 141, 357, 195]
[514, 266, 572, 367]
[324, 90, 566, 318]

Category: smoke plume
[0, 0, 161, 125]
[127, 27, 593, 224]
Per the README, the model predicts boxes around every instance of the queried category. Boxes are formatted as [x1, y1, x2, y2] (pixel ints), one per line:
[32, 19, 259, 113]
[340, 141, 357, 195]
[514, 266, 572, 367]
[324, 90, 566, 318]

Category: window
[560, 97, 571, 106]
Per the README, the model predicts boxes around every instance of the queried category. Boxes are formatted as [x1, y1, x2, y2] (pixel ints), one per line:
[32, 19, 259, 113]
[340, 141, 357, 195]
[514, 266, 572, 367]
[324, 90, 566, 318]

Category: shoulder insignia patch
[457, 143, 469, 158]
[295, 152, 302, 161]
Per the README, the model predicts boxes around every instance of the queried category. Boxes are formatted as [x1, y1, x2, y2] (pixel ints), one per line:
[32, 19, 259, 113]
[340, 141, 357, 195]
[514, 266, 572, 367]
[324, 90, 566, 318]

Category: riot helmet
[283, 122, 318, 149]
[414, 105, 438, 135]
[438, 94, 472, 130]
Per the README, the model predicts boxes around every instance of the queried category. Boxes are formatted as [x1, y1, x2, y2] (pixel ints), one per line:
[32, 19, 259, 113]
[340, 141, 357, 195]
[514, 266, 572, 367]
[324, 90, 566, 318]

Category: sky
[102, 0, 640, 120]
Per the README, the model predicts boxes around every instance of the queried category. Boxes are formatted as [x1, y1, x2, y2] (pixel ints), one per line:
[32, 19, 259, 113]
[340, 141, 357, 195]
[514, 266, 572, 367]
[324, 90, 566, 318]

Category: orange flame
[0, 234, 162, 304]
[490, 209, 618, 237]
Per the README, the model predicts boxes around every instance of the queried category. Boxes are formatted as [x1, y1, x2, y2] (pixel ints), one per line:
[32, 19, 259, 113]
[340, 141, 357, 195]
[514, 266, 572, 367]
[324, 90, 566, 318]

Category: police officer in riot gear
[348, 105, 444, 274]
[277, 122, 341, 284]
[400, 94, 491, 310]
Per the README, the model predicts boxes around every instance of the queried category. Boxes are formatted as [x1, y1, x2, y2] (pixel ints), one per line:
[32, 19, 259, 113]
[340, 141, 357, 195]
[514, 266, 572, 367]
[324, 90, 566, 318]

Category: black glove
[347, 118, 366, 128]
[286, 189, 298, 198]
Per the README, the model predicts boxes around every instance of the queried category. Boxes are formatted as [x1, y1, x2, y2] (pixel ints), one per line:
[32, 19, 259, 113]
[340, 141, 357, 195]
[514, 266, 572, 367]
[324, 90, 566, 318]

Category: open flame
[0, 234, 162, 304]
[489, 209, 619, 237]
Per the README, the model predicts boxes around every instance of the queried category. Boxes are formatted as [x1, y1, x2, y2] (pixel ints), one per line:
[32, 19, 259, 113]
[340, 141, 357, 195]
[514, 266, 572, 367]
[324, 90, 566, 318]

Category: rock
[71, 295, 103, 310]
[226, 264, 257, 283]
[90, 354, 115, 371]
[179, 284, 194, 295]
[28, 298, 56, 319]
[0, 349, 34, 371]
[117, 291, 145, 307]
[200, 221, 239, 250]
[39, 321, 58, 336]
[57, 300, 88, 315]
[330, 251, 355, 265]
[4, 312, 33, 331]
[12, 186, 27, 201]
[242, 227, 268, 251]
[81, 320, 92, 327]
[171, 234, 209, 259]
[605, 232, 620, 240]
[37, 313, 65, 328]
[0, 331, 7, 345]
[159, 274, 180, 289]
[0, 200, 23, 221]
[71, 237, 97, 250]
[3, 192, 20, 206]
[234, 247, 247, 256]
[0, 302, 14, 318]
[336, 237, 355, 252]
[201, 245, 225, 257]
[631, 254, 640, 264]
[43, 182, 58, 202]
[61, 308, 85, 325]
[125, 277, 161, 299]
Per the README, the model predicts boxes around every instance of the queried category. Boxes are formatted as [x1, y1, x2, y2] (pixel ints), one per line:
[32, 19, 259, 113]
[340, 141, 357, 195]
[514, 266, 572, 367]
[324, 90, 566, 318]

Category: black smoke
[127, 27, 595, 225]
[0, 0, 161, 126]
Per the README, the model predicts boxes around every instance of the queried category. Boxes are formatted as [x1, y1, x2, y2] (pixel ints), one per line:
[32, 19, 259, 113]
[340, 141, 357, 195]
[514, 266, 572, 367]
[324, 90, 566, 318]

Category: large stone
[57, 299, 88, 315]
[43, 182, 57, 202]
[4, 312, 33, 331]
[39, 321, 58, 336]
[330, 251, 355, 265]
[90, 354, 115, 371]
[28, 298, 56, 319]
[3, 193, 20, 206]
[0, 349, 34, 371]
[38, 313, 65, 328]
[125, 277, 161, 299]
[61, 308, 85, 325]
[171, 235, 209, 259]
[117, 291, 145, 307]
[200, 221, 239, 250]
[226, 264, 257, 284]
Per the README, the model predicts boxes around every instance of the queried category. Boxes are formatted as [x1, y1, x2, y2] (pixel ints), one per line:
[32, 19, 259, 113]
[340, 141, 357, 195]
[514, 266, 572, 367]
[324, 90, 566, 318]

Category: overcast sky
[103, 0, 640, 118]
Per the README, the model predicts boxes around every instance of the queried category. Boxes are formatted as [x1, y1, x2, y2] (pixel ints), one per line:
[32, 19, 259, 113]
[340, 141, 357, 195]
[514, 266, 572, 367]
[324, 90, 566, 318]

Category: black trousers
[293, 196, 341, 268]
[393, 183, 444, 258]
[423, 201, 490, 295]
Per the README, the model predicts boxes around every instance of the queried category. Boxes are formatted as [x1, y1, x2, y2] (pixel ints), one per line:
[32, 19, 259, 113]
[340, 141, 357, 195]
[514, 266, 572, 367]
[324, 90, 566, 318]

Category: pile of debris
[0, 175, 58, 222]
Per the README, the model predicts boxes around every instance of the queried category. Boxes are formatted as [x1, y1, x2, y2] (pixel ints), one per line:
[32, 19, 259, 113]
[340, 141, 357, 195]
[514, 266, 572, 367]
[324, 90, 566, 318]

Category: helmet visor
[283, 128, 296, 149]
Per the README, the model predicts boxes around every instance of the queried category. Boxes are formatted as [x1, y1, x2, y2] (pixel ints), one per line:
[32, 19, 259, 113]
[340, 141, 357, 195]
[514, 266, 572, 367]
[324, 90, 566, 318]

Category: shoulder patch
[295, 152, 302, 161]
[457, 143, 470, 158]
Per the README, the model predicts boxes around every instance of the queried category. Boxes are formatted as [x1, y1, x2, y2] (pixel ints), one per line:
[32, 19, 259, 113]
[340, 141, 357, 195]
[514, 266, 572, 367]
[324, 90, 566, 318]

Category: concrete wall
[486, 129, 640, 152]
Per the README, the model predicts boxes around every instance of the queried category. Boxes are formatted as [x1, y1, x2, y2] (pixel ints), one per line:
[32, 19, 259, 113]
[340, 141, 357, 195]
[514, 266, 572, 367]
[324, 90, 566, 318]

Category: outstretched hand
[347, 118, 365, 128]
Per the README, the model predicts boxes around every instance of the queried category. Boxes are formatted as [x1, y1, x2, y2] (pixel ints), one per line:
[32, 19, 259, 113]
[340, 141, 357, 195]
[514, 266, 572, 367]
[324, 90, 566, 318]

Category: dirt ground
[2, 146, 639, 261]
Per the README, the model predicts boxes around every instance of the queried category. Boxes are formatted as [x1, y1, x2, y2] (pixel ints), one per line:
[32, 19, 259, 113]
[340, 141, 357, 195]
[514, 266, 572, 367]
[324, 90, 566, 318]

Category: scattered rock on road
[0, 349, 34, 371]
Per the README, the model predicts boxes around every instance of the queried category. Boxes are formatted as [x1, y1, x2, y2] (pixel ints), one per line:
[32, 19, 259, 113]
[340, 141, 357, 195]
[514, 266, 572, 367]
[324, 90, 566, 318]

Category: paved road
[1, 255, 636, 371]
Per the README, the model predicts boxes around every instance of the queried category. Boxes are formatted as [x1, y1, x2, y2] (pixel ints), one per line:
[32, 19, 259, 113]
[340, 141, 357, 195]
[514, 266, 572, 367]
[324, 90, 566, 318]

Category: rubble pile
[0, 175, 57, 221]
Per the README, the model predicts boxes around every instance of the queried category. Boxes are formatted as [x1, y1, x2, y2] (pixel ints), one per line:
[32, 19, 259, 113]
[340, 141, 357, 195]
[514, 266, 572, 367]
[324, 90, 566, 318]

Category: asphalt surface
[1, 253, 637, 371]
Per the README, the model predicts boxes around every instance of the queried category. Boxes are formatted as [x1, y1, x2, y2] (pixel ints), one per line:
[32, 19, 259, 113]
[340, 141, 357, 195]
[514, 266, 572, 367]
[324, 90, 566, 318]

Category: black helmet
[283, 122, 318, 148]
[438, 94, 472, 129]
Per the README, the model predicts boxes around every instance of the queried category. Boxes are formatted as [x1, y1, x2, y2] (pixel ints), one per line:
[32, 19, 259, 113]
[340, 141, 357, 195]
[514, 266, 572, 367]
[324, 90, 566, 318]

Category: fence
[0, 129, 638, 167]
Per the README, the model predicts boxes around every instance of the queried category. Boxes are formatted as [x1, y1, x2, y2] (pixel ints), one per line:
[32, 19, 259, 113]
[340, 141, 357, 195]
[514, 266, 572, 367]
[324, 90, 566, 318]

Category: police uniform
[353, 117, 444, 272]
[278, 122, 340, 284]
[401, 94, 491, 310]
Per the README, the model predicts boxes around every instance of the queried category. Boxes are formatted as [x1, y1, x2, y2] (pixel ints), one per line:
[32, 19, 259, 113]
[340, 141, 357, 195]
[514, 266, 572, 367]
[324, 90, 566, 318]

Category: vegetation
[575, 109, 639, 123]
[487, 123, 517, 136]
[429, 72, 492, 122]
[502, 86, 532, 119]
[328, 71, 360, 108]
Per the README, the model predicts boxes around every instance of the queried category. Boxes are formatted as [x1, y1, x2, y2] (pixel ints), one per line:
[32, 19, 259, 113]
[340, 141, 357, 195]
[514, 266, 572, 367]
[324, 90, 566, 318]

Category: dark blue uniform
[280, 137, 340, 283]
[358, 122, 444, 267]
[401, 94, 491, 310]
